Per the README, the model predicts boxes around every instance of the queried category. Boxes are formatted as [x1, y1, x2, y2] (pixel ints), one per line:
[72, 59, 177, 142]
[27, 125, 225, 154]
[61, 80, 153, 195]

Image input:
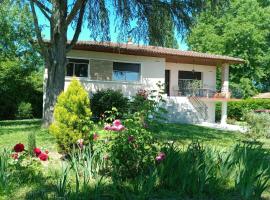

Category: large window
[112, 62, 140, 82]
[66, 58, 89, 77]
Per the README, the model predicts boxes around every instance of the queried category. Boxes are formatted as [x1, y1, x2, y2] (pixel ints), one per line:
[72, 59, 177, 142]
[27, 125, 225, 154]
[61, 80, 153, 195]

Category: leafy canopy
[187, 0, 270, 97]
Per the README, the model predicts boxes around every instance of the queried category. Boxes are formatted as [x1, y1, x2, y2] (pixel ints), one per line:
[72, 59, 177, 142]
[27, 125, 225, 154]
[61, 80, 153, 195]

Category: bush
[244, 112, 270, 138]
[216, 98, 270, 121]
[49, 79, 93, 153]
[16, 102, 33, 119]
[129, 82, 167, 130]
[90, 89, 129, 120]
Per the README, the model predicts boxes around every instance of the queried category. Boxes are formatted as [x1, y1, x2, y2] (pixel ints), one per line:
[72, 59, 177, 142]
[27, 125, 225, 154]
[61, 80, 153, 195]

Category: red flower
[13, 143, 24, 152]
[34, 148, 41, 156]
[93, 133, 99, 141]
[11, 153, 18, 160]
[38, 153, 49, 161]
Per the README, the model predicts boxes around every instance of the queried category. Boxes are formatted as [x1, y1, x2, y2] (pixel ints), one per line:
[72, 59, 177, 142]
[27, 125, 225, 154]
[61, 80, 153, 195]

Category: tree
[27, 0, 223, 126]
[0, 0, 43, 119]
[187, 0, 270, 97]
[147, 3, 178, 48]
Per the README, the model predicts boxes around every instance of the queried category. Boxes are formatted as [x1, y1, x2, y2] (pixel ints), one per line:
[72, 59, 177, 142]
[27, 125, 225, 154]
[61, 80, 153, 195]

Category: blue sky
[37, 7, 188, 50]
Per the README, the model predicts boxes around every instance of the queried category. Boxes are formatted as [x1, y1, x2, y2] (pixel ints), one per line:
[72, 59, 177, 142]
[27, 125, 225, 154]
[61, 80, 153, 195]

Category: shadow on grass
[0, 119, 42, 126]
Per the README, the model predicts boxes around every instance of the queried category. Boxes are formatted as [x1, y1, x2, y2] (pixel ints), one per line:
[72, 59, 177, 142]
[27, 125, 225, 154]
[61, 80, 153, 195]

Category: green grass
[1, 119, 270, 199]
[0, 119, 56, 152]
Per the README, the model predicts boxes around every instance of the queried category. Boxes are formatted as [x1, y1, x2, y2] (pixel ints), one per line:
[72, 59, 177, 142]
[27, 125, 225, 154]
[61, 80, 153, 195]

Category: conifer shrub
[49, 79, 93, 153]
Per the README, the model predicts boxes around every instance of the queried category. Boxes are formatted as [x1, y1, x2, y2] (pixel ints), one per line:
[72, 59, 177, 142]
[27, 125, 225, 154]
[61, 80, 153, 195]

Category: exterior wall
[44, 50, 218, 124]
[65, 50, 165, 96]
[165, 62, 217, 123]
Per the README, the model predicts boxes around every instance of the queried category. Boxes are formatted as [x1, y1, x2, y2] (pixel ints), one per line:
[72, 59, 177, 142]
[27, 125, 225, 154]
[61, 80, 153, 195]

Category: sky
[36, 6, 188, 50]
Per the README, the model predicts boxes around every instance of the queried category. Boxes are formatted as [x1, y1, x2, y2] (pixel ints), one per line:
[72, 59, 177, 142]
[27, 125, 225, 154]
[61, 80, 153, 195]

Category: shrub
[104, 116, 157, 179]
[129, 82, 167, 130]
[216, 98, 270, 121]
[90, 89, 129, 120]
[49, 79, 93, 153]
[16, 102, 33, 119]
[244, 112, 270, 138]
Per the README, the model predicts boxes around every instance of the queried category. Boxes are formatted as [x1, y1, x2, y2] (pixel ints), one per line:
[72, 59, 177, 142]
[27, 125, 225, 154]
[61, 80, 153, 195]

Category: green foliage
[244, 112, 270, 138]
[233, 143, 270, 200]
[216, 99, 270, 121]
[16, 102, 33, 119]
[0, 149, 10, 189]
[188, 0, 270, 96]
[90, 89, 128, 120]
[0, 1, 43, 120]
[27, 132, 36, 157]
[129, 82, 167, 130]
[109, 115, 157, 179]
[49, 79, 93, 153]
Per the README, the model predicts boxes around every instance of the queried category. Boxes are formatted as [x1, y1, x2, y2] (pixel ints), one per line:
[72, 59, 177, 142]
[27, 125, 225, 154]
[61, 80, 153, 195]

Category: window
[66, 58, 89, 77]
[113, 62, 140, 82]
[178, 70, 202, 96]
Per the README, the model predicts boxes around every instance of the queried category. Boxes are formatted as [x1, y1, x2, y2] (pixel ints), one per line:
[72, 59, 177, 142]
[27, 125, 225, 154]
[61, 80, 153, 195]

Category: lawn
[0, 119, 247, 151]
[1, 119, 270, 199]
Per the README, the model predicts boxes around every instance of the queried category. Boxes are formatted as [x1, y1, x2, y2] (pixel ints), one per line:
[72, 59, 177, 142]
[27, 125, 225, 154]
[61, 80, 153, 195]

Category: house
[46, 41, 244, 124]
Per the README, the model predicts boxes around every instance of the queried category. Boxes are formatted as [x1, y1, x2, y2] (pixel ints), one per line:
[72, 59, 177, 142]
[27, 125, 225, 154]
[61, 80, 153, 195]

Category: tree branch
[66, 1, 86, 52]
[66, 0, 85, 25]
[32, 0, 51, 13]
[30, 0, 46, 55]
[32, 0, 52, 22]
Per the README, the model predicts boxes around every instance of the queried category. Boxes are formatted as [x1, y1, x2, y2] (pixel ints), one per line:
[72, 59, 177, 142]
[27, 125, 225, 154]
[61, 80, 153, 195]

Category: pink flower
[93, 133, 99, 141]
[77, 139, 84, 148]
[13, 143, 24, 152]
[104, 124, 111, 131]
[128, 135, 135, 143]
[113, 119, 122, 126]
[11, 153, 18, 160]
[34, 148, 42, 156]
[156, 152, 166, 163]
[38, 153, 49, 161]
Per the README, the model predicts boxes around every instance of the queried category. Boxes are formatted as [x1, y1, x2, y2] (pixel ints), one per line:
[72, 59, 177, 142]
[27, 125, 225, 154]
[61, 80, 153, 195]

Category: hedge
[216, 99, 270, 121]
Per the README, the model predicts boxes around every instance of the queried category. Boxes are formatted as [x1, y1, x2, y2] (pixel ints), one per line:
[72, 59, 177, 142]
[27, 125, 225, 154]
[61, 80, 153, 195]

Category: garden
[1, 79, 270, 200]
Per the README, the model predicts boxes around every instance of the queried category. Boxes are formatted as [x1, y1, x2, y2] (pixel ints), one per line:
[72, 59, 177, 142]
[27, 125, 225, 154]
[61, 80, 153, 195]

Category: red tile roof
[69, 40, 245, 66]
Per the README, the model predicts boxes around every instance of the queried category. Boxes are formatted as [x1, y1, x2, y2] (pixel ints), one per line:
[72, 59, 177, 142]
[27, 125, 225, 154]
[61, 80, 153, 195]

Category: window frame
[112, 62, 141, 82]
[88, 58, 142, 83]
[66, 57, 90, 78]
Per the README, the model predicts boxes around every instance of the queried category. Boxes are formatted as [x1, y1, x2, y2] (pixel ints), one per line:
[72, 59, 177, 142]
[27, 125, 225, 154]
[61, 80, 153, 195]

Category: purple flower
[156, 152, 166, 162]
[128, 135, 135, 143]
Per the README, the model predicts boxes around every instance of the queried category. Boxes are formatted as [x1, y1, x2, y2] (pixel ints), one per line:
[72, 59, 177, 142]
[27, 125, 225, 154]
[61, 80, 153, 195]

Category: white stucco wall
[65, 50, 165, 96]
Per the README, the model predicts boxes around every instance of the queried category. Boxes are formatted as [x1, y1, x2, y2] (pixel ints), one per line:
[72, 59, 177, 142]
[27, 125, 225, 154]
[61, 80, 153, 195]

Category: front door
[165, 70, 170, 96]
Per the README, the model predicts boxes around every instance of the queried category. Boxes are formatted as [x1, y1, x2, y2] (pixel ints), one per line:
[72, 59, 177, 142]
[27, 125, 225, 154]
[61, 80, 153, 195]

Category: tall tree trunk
[43, 43, 66, 126]
[43, 1, 68, 127]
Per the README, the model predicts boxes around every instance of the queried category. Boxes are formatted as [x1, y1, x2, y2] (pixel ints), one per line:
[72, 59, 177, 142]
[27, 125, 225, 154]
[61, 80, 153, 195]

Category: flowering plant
[104, 117, 157, 179]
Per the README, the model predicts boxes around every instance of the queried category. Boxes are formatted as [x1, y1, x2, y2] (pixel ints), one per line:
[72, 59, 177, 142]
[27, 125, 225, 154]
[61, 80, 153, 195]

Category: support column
[221, 102, 228, 125]
[221, 63, 229, 124]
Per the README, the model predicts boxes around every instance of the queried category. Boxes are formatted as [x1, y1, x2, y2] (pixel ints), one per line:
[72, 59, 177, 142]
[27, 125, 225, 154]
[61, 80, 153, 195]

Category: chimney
[127, 37, 133, 45]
